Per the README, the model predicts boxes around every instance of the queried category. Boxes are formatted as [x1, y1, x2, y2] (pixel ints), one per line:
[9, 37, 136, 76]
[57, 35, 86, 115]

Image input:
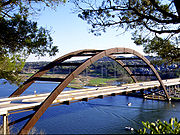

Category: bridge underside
[8, 47, 170, 134]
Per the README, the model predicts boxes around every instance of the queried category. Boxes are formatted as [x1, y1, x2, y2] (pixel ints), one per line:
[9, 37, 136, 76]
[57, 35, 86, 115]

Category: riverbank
[20, 73, 132, 89]
[171, 97, 180, 102]
[125, 92, 180, 102]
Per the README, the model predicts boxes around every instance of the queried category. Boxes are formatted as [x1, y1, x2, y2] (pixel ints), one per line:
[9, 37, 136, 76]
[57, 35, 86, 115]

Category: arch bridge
[1, 48, 174, 134]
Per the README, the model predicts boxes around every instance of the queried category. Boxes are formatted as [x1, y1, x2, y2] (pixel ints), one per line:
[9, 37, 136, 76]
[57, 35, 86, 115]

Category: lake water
[0, 80, 180, 134]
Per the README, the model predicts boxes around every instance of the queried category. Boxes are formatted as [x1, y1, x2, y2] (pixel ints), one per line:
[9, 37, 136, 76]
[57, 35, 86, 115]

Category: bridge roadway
[0, 78, 179, 116]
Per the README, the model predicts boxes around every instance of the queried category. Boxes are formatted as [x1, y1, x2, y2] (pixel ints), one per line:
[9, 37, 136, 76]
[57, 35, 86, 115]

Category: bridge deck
[0, 78, 179, 116]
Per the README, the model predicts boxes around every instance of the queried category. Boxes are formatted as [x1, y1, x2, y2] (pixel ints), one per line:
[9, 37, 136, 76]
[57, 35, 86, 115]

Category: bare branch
[1, 10, 13, 18]
[143, 22, 180, 34]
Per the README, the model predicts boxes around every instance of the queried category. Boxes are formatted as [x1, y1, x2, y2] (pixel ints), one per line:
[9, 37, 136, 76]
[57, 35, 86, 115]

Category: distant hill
[22, 56, 180, 80]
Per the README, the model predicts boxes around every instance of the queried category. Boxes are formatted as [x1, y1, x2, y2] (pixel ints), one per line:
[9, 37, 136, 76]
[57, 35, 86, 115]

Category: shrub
[136, 118, 180, 134]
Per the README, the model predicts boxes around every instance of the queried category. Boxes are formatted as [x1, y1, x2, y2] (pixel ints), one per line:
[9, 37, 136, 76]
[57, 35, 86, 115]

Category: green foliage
[132, 35, 180, 63]
[0, 15, 58, 57]
[136, 118, 180, 134]
[0, 0, 65, 85]
[0, 54, 25, 85]
[141, 37, 180, 63]
[75, 0, 180, 62]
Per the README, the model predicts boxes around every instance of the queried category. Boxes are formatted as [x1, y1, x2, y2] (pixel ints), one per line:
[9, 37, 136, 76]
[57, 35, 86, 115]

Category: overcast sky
[27, 2, 144, 62]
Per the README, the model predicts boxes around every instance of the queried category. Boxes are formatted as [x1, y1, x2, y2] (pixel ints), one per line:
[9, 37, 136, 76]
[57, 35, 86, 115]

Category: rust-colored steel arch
[9, 49, 99, 97]
[10, 49, 137, 98]
[11, 48, 169, 134]
[108, 55, 138, 83]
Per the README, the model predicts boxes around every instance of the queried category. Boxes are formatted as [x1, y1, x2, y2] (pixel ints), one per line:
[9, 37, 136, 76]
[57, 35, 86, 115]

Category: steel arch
[9, 48, 169, 134]
[108, 55, 138, 83]
[10, 49, 137, 97]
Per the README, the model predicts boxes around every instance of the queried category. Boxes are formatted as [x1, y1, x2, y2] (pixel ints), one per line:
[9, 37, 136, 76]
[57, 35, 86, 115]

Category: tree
[74, 0, 180, 62]
[136, 117, 180, 134]
[0, 0, 64, 84]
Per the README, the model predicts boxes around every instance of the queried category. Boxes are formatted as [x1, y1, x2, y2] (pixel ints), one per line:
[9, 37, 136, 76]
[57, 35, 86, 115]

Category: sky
[26, 2, 144, 62]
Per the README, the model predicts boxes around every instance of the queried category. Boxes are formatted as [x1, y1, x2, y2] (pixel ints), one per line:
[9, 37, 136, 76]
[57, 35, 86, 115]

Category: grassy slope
[87, 78, 118, 86]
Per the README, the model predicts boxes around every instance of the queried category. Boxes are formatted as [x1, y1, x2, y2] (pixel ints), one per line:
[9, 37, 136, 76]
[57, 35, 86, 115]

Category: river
[0, 80, 180, 134]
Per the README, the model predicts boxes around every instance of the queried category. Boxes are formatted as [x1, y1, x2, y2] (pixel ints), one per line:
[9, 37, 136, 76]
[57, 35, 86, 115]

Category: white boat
[125, 126, 134, 131]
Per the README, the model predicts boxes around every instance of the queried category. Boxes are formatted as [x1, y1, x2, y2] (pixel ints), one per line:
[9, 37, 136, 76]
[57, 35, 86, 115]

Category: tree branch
[129, 6, 178, 24]
[0, 0, 14, 7]
[150, 0, 178, 20]
[1, 10, 13, 18]
[143, 22, 180, 34]
[173, 0, 180, 19]
[93, 18, 142, 27]
[84, 5, 178, 24]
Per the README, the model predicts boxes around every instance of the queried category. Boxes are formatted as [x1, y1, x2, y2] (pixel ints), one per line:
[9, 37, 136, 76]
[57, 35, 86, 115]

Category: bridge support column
[111, 93, 116, 96]
[3, 114, 8, 135]
[166, 86, 169, 94]
[140, 89, 145, 98]
[82, 98, 88, 102]
[98, 95, 104, 99]
[63, 101, 70, 105]
[174, 86, 177, 95]
[122, 91, 127, 95]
